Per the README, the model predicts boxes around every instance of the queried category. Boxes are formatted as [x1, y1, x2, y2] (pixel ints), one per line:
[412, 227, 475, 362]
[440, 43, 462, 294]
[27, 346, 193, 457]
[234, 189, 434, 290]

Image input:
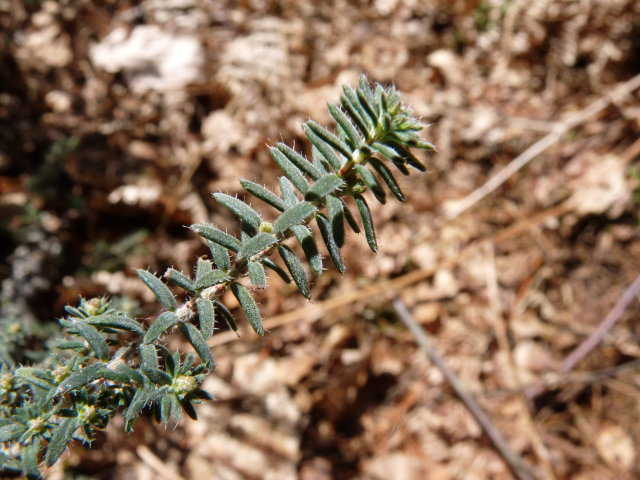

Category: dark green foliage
[0, 75, 433, 477]
[136, 270, 177, 311]
[355, 195, 378, 252]
[273, 202, 317, 233]
[231, 283, 263, 336]
[278, 245, 311, 299]
[238, 232, 278, 259]
[240, 179, 287, 212]
[247, 261, 267, 288]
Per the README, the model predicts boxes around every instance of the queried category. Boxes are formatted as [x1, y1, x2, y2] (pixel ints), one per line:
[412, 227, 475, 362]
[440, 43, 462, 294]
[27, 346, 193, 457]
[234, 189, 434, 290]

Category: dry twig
[444, 73, 640, 220]
[561, 272, 640, 372]
[392, 297, 535, 480]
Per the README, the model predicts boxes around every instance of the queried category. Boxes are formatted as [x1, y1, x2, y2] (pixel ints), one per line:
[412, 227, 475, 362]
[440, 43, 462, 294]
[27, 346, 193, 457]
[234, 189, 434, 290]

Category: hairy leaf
[231, 283, 263, 336]
[212, 300, 238, 332]
[240, 179, 287, 212]
[326, 195, 345, 247]
[278, 245, 311, 299]
[273, 202, 317, 233]
[247, 261, 267, 289]
[291, 225, 323, 276]
[85, 314, 145, 337]
[342, 86, 373, 133]
[196, 298, 215, 339]
[305, 120, 352, 159]
[69, 322, 109, 361]
[144, 312, 180, 344]
[354, 164, 386, 204]
[355, 195, 377, 252]
[261, 258, 291, 283]
[276, 143, 321, 180]
[278, 176, 299, 207]
[213, 193, 262, 235]
[137, 270, 177, 311]
[165, 269, 196, 295]
[304, 173, 344, 202]
[328, 102, 362, 148]
[180, 323, 215, 369]
[368, 157, 405, 202]
[304, 126, 342, 170]
[139, 343, 159, 370]
[270, 147, 309, 193]
[56, 363, 105, 394]
[191, 224, 241, 252]
[143, 368, 172, 386]
[238, 232, 278, 259]
[316, 214, 345, 274]
[208, 241, 231, 271]
[194, 269, 232, 290]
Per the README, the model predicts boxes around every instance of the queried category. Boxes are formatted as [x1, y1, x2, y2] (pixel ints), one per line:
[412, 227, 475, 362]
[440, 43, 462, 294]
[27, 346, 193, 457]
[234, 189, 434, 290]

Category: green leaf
[305, 120, 352, 159]
[356, 87, 379, 126]
[44, 419, 79, 461]
[64, 305, 86, 318]
[21, 437, 41, 478]
[143, 367, 173, 385]
[312, 146, 333, 173]
[276, 143, 321, 180]
[194, 269, 232, 290]
[213, 193, 262, 235]
[0, 424, 26, 442]
[304, 173, 344, 202]
[278, 177, 299, 207]
[143, 312, 180, 344]
[270, 147, 309, 193]
[372, 142, 409, 175]
[196, 258, 213, 279]
[342, 86, 373, 133]
[180, 323, 215, 369]
[291, 225, 323, 276]
[341, 198, 361, 234]
[191, 224, 241, 252]
[180, 399, 198, 420]
[164, 269, 196, 294]
[247, 261, 267, 289]
[115, 365, 146, 384]
[212, 300, 238, 332]
[139, 345, 159, 372]
[261, 258, 291, 283]
[304, 126, 342, 170]
[316, 214, 345, 274]
[278, 245, 311, 299]
[70, 322, 109, 361]
[354, 164, 386, 204]
[369, 157, 405, 202]
[388, 141, 427, 171]
[15, 367, 54, 390]
[273, 202, 317, 233]
[326, 195, 345, 247]
[328, 102, 362, 148]
[137, 270, 177, 311]
[84, 314, 145, 337]
[355, 195, 377, 252]
[240, 179, 287, 212]
[208, 241, 231, 271]
[125, 387, 159, 421]
[238, 232, 278, 259]
[231, 283, 263, 336]
[56, 363, 105, 394]
[196, 298, 215, 339]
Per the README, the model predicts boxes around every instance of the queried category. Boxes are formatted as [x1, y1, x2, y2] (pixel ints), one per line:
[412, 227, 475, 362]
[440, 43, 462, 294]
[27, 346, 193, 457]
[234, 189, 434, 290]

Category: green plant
[0, 76, 434, 477]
